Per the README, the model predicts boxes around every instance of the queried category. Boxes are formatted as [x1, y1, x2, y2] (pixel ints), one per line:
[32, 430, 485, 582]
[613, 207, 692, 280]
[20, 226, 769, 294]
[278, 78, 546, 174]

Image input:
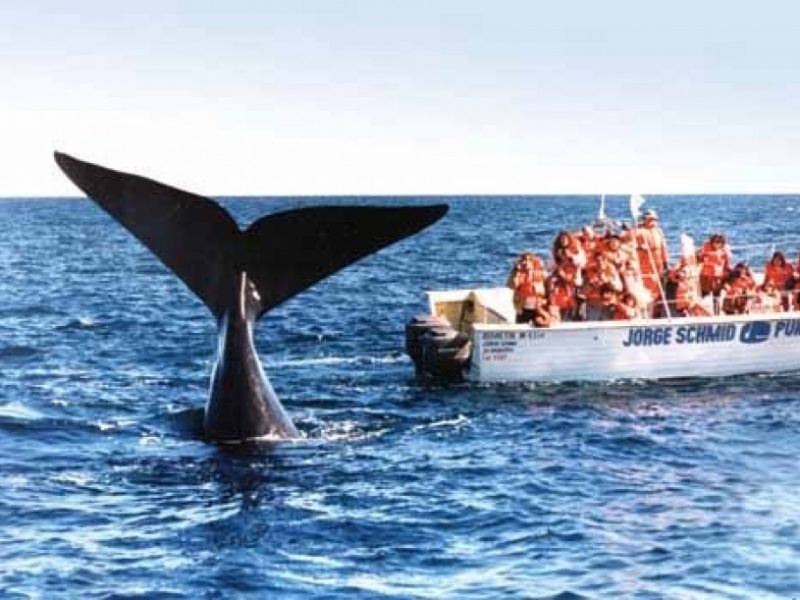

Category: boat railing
[708, 288, 796, 316]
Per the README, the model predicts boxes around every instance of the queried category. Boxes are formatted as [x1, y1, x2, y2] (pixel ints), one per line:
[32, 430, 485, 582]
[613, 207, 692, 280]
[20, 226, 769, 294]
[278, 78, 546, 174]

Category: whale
[54, 152, 447, 442]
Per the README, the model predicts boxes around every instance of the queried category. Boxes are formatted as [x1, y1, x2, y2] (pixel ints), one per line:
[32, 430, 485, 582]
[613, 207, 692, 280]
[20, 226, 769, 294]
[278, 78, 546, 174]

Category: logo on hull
[739, 321, 771, 344]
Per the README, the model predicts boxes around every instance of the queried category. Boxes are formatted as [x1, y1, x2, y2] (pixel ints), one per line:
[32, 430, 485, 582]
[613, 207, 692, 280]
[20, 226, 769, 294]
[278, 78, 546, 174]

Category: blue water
[2, 195, 800, 599]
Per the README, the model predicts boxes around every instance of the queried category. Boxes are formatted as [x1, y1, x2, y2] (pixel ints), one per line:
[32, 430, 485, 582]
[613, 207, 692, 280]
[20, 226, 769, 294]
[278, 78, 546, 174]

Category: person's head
[554, 230, 571, 248]
[529, 254, 545, 270]
[605, 233, 621, 250]
[711, 233, 726, 247]
[642, 210, 658, 226]
[600, 283, 617, 302]
[771, 251, 786, 266]
[670, 266, 687, 282]
[621, 291, 636, 307]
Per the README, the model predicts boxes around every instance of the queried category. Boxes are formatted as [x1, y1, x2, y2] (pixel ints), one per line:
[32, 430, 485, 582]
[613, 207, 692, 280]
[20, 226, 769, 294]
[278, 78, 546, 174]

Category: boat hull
[469, 315, 800, 382]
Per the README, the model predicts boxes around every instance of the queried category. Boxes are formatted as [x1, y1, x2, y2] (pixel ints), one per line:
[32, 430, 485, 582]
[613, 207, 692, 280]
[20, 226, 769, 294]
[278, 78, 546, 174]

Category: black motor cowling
[405, 314, 470, 381]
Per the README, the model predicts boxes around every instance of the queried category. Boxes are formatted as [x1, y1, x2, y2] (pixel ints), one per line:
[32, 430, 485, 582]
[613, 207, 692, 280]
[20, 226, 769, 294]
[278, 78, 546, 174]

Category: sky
[3, 0, 800, 196]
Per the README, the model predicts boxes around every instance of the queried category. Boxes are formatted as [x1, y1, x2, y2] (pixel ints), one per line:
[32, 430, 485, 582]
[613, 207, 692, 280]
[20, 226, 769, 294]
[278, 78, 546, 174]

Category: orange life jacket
[553, 240, 587, 270]
[548, 277, 577, 310]
[514, 271, 542, 310]
[636, 225, 668, 274]
[765, 261, 794, 289]
[612, 303, 637, 320]
[528, 257, 548, 296]
[699, 242, 731, 278]
[725, 274, 755, 297]
[581, 268, 606, 304]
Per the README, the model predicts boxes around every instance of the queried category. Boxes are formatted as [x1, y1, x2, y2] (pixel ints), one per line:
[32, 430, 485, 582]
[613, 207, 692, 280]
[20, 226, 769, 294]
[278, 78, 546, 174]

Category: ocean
[2, 194, 800, 599]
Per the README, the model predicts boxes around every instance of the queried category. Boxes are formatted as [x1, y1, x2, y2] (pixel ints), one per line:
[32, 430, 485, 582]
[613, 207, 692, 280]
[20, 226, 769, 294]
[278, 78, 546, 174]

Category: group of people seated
[508, 209, 800, 327]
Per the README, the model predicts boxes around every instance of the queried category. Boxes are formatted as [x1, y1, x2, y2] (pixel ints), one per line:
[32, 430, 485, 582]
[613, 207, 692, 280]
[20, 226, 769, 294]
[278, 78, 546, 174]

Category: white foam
[0, 401, 43, 421]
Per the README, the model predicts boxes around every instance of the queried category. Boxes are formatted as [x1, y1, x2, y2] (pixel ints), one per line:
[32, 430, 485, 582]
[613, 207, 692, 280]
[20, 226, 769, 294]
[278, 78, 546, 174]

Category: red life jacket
[699, 242, 731, 278]
[636, 225, 668, 274]
[765, 261, 793, 289]
[548, 277, 576, 310]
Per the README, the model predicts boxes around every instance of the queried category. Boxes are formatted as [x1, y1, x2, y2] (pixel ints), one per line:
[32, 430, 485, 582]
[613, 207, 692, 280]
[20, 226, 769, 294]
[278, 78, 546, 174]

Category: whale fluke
[54, 151, 448, 441]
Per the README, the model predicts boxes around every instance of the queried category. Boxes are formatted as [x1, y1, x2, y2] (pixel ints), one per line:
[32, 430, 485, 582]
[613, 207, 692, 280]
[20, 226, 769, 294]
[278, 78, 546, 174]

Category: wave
[413, 414, 471, 432]
[55, 316, 97, 331]
[266, 354, 408, 368]
[0, 401, 43, 421]
[316, 419, 391, 442]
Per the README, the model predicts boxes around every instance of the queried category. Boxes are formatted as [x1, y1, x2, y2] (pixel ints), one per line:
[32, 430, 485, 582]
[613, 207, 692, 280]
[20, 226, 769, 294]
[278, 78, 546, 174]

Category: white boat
[406, 285, 800, 383]
[405, 194, 800, 384]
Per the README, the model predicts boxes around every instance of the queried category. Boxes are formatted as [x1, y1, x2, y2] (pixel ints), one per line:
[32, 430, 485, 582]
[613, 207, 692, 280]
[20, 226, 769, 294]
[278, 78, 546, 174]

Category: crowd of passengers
[508, 209, 800, 327]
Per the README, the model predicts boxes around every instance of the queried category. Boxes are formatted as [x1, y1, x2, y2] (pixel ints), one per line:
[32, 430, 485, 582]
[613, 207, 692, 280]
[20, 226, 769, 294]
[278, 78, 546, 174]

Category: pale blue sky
[3, 0, 800, 195]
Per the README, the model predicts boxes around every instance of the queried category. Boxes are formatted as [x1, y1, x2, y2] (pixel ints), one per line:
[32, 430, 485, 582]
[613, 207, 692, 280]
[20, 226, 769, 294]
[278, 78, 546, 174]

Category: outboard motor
[405, 314, 470, 381]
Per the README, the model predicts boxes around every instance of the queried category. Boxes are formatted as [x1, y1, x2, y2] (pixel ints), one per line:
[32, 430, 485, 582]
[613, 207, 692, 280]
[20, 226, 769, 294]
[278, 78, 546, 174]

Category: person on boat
[765, 251, 793, 288]
[530, 295, 564, 328]
[600, 233, 629, 270]
[670, 262, 711, 317]
[596, 253, 624, 292]
[510, 253, 547, 323]
[597, 283, 620, 321]
[788, 276, 800, 311]
[619, 260, 650, 317]
[517, 296, 554, 328]
[617, 226, 640, 269]
[764, 251, 794, 310]
[575, 226, 598, 258]
[527, 253, 548, 296]
[580, 260, 614, 320]
[794, 250, 800, 282]
[612, 291, 639, 320]
[697, 233, 732, 307]
[546, 267, 579, 321]
[552, 230, 587, 285]
[506, 253, 524, 289]
[750, 279, 783, 314]
[506, 251, 543, 289]
[721, 262, 756, 315]
[634, 210, 669, 316]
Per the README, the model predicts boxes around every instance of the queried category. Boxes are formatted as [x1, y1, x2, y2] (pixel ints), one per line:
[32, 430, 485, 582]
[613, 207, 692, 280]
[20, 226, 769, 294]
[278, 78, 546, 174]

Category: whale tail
[54, 151, 447, 442]
[54, 152, 448, 319]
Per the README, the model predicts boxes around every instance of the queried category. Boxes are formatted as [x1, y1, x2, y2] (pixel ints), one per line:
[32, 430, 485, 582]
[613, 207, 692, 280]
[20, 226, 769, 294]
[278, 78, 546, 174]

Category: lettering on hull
[477, 318, 800, 366]
[481, 330, 545, 361]
[621, 318, 800, 348]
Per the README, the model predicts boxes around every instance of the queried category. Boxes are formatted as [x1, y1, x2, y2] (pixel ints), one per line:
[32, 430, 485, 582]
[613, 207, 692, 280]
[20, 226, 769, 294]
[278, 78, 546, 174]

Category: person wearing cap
[634, 209, 670, 315]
